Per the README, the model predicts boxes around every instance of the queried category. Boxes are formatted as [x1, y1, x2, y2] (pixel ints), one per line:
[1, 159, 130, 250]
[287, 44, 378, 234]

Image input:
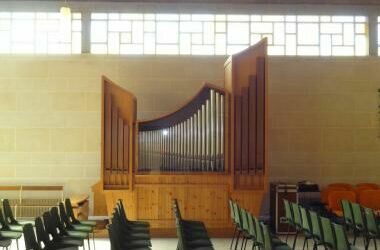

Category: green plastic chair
[262, 223, 291, 250]
[254, 217, 265, 249]
[351, 203, 367, 246]
[229, 200, 238, 250]
[299, 206, 313, 250]
[332, 223, 360, 250]
[309, 211, 324, 249]
[320, 217, 336, 249]
[364, 207, 379, 250]
[247, 213, 259, 248]
[232, 202, 243, 249]
[290, 203, 302, 249]
[240, 208, 253, 250]
[283, 199, 294, 243]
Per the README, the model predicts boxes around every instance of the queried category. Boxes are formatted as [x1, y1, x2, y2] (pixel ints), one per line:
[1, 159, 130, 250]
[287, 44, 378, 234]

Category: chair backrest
[240, 208, 250, 233]
[363, 207, 379, 236]
[327, 190, 356, 213]
[351, 203, 365, 230]
[59, 202, 73, 230]
[2, 199, 17, 225]
[43, 211, 61, 241]
[332, 223, 351, 250]
[359, 189, 380, 210]
[283, 199, 293, 224]
[341, 200, 354, 225]
[309, 211, 323, 241]
[262, 223, 274, 250]
[0, 208, 10, 230]
[50, 206, 68, 236]
[107, 224, 118, 250]
[290, 202, 301, 227]
[23, 223, 42, 250]
[232, 202, 242, 228]
[356, 183, 379, 189]
[247, 212, 256, 239]
[320, 217, 336, 249]
[254, 216, 264, 247]
[321, 186, 347, 204]
[328, 183, 353, 190]
[300, 206, 311, 233]
[65, 198, 80, 224]
[228, 199, 234, 220]
[35, 216, 50, 247]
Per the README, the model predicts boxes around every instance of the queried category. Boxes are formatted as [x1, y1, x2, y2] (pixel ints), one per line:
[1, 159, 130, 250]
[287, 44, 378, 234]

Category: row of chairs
[229, 199, 290, 250]
[341, 199, 380, 249]
[284, 199, 359, 250]
[173, 199, 214, 250]
[108, 199, 151, 250]
[23, 201, 96, 250]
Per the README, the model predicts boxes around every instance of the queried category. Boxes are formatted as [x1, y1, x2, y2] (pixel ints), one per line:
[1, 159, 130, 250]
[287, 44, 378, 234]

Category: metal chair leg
[292, 231, 298, 250]
[234, 231, 241, 250]
[285, 223, 290, 243]
[93, 231, 96, 250]
[302, 238, 307, 250]
[230, 226, 237, 249]
[16, 239, 19, 250]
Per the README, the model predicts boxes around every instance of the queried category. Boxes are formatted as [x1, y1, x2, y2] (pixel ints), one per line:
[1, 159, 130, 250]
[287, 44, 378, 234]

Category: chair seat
[71, 224, 93, 232]
[8, 224, 23, 232]
[17, 220, 35, 226]
[58, 237, 84, 247]
[0, 230, 22, 239]
[186, 239, 213, 248]
[66, 230, 89, 238]
[77, 220, 97, 227]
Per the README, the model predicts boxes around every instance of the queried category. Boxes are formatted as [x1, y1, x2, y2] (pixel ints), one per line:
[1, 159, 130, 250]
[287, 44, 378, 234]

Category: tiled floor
[9, 235, 373, 250]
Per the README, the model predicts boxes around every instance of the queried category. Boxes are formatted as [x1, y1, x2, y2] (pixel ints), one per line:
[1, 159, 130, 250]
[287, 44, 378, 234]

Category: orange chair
[328, 183, 353, 190]
[356, 183, 379, 189]
[327, 190, 356, 216]
[359, 190, 380, 210]
[321, 186, 347, 204]
[354, 186, 376, 201]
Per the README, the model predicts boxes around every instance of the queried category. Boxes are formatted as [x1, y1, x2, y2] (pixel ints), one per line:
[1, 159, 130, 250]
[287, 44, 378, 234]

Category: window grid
[0, 12, 82, 54]
[90, 13, 368, 56]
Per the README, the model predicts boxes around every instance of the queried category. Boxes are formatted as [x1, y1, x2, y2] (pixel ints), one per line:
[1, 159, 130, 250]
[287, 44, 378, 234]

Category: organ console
[94, 39, 269, 235]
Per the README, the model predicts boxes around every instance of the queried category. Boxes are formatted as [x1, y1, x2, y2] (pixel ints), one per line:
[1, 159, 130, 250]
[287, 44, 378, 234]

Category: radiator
[8, 199, 62, 219]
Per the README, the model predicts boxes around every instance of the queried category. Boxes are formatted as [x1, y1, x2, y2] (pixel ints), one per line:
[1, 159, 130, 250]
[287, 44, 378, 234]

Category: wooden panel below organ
[103, 175, 265, 236]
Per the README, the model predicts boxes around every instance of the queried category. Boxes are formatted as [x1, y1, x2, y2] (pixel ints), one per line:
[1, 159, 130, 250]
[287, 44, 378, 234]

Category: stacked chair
[173, 199, 214, 250]
[0, 201, 23, 250]
[229, 199, 290, 250]
[107, 199, 151, 250]
[341, 199, 380, 250]
[283, 199, 362, 250]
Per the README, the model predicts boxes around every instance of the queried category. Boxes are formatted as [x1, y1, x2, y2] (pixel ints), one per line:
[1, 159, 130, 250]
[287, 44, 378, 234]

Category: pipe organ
[95, 39, 269, 236]
[138, 87, 225, 172]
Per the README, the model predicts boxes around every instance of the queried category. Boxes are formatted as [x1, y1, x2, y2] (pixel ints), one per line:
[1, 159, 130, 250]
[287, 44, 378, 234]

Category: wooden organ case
[95, 39, 268, 235]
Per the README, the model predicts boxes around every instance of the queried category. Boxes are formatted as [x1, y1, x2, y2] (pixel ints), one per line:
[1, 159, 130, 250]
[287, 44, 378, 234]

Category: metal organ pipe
[138, 88, 225, 173]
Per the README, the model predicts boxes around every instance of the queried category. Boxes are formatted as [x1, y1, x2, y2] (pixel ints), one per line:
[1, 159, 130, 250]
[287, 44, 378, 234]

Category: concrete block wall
[0, 55, 379, 202]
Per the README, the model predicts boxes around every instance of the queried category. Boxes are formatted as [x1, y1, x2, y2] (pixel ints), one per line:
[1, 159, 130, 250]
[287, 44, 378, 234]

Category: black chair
[50, 207, 90, 249]
[34, 217, 78, 250]
[3, 199, 34, 226]
[42, 211, 84, 249]
[0, 209, 22, 250]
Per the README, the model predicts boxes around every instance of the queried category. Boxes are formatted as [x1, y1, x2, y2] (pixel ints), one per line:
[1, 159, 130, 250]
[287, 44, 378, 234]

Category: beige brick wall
[269, 57, 380, 186]
[0, 55, 379, 200]
[0, 55, 225, 196]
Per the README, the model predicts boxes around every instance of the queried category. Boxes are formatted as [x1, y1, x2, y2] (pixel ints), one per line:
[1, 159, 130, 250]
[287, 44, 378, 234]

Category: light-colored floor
[7, 235, 374, 250]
